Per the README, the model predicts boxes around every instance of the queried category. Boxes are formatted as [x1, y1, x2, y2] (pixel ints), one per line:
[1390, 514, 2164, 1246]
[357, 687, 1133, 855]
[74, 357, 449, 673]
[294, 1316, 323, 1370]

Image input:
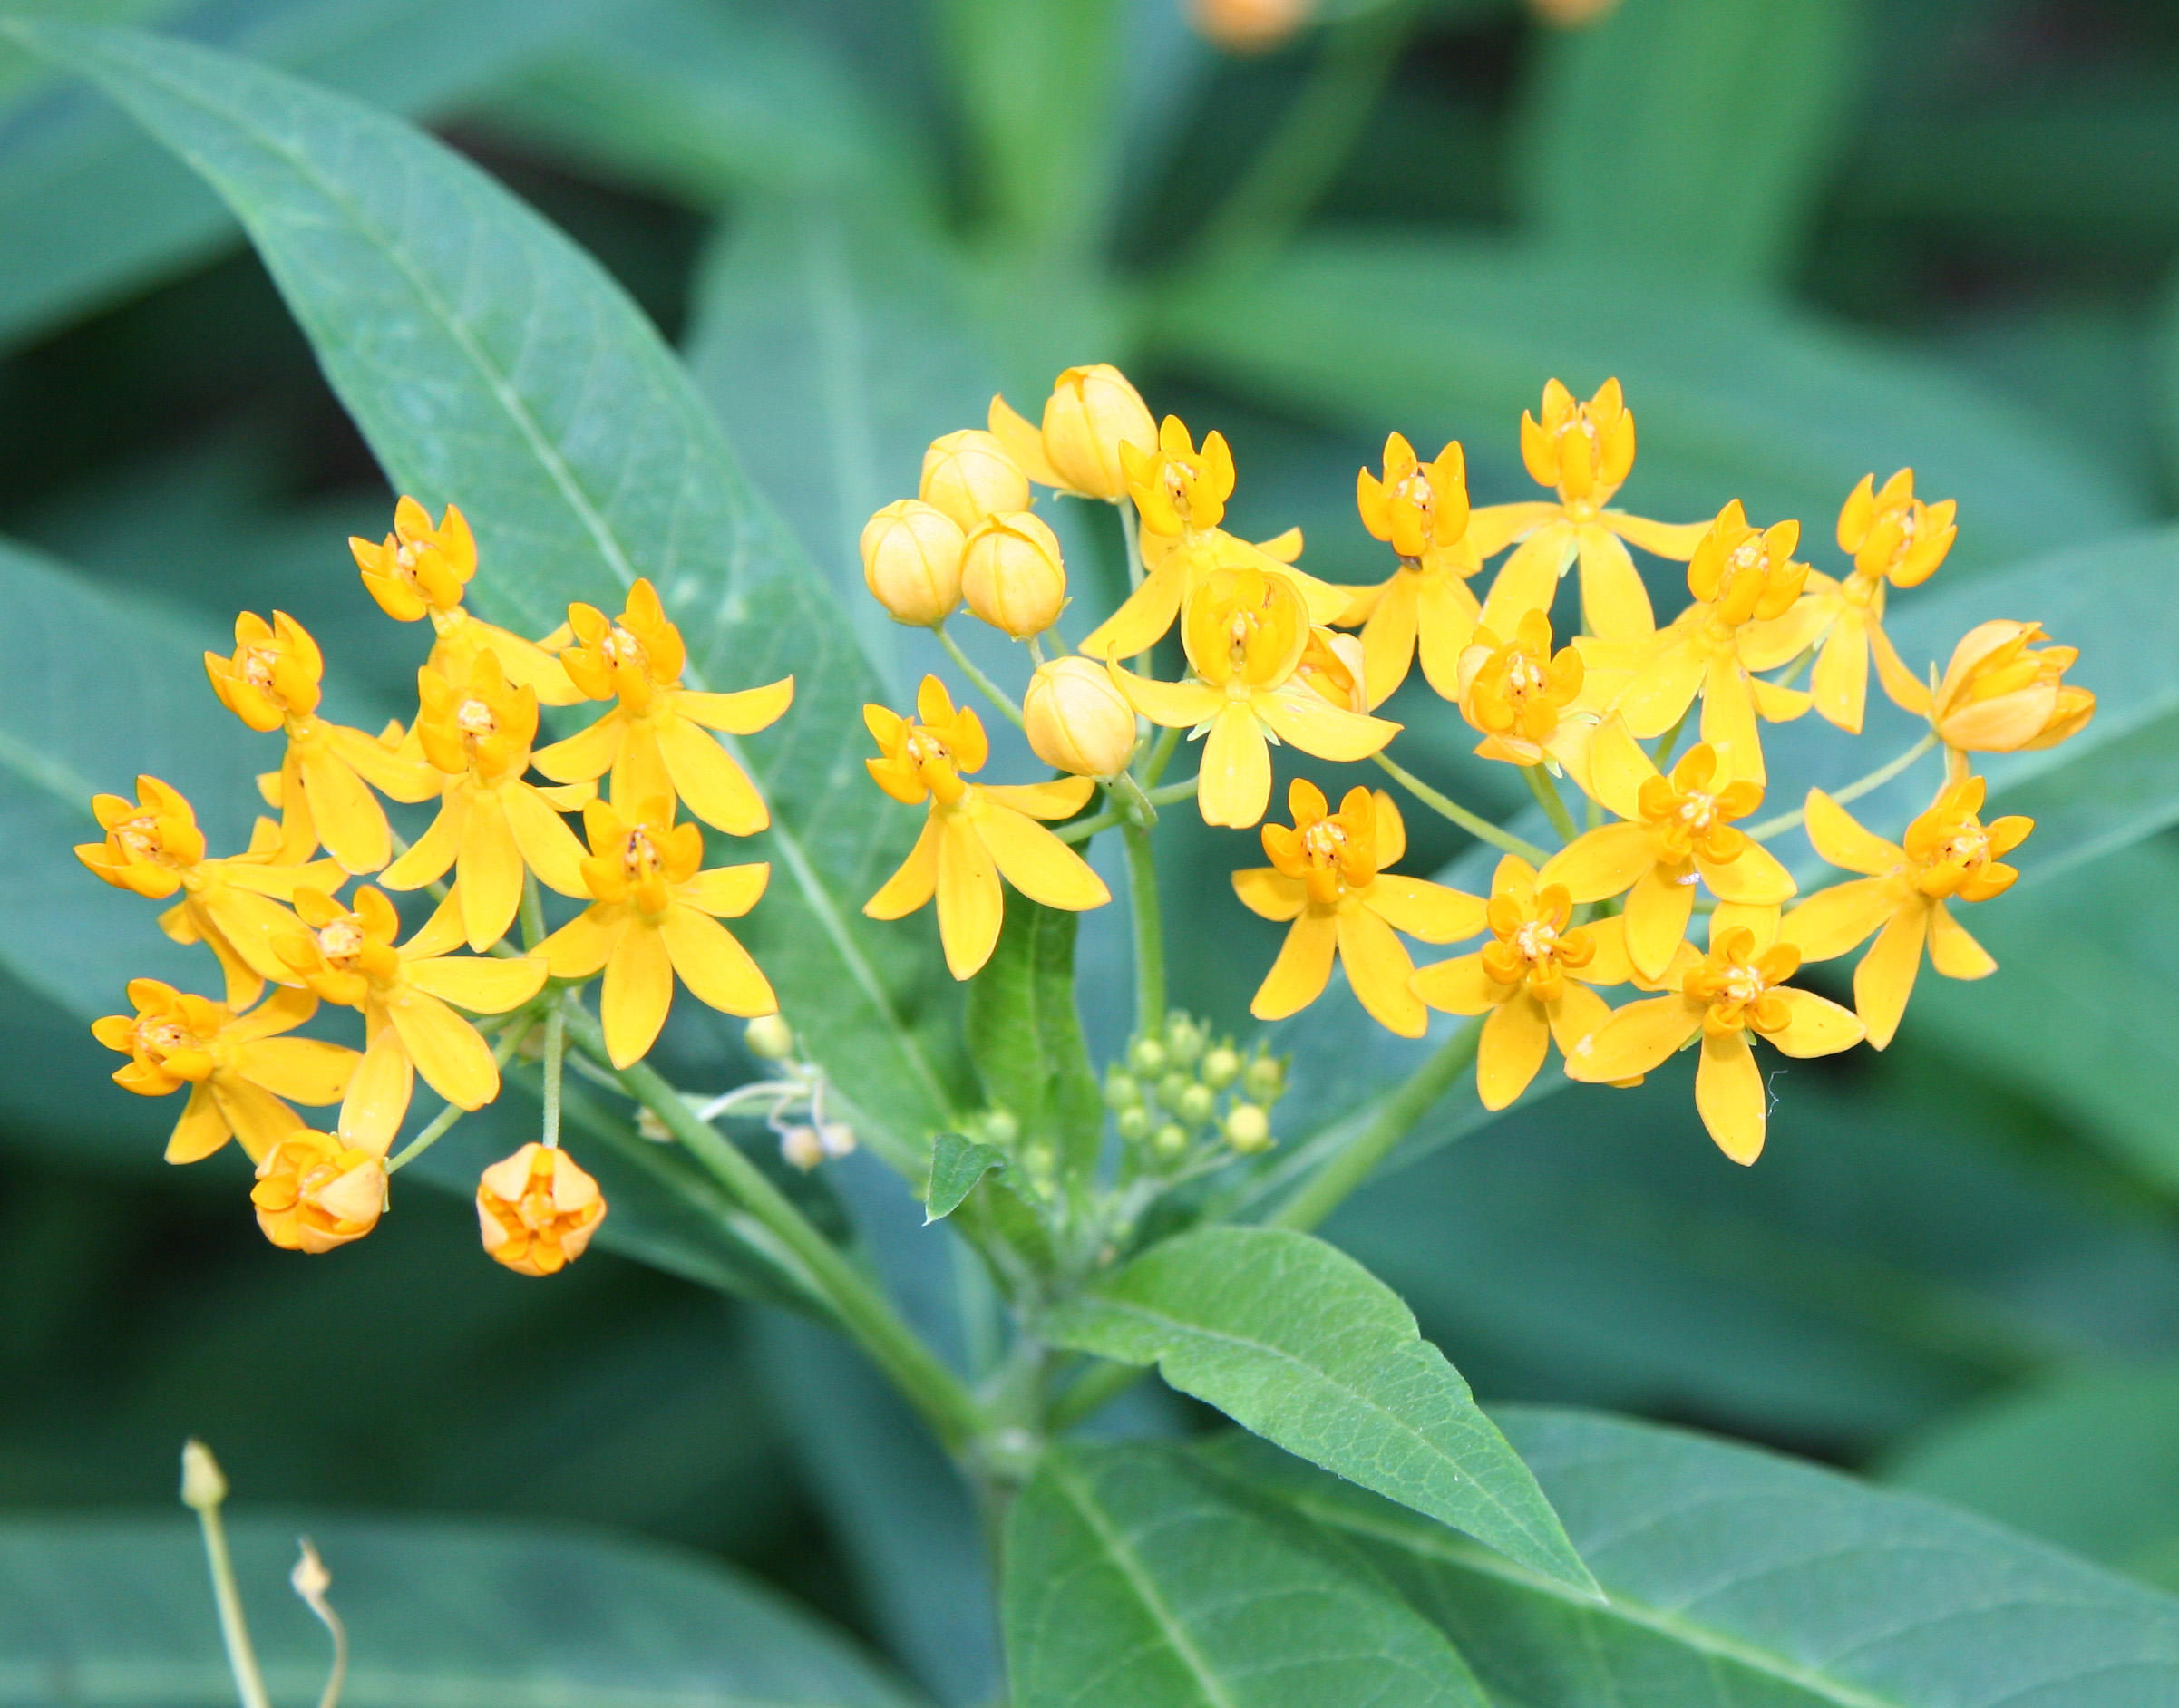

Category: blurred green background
[6, 0, 2179, 1698]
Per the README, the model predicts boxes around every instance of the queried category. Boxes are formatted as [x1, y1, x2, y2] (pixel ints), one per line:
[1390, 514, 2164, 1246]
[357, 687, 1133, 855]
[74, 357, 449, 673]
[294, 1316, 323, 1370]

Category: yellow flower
[1541, 722, 1795, 981]
[862, 677, 1108, 980]
[92, 979, 356, 1164]
[988, 364, 1159, 502]
[277, 886, 546, 1153]
[1024, 657, 1137, 779]
[379, 649, 593, 950]
[1109, 568, 1400, 828]
[1581, 500, 1814, 784]
[349, 497, 579, 704]
[476, 1142, 607, 1276]
[76, 775, 342, 1006]
[205, 610, 441, 873]
[1923, 619, 2096, 760]
[252, 1130, 387, 1253]
[540, 797, 777, 1068]
[961, 511, 1067, 638]
[1342, 432, 1483, 708]
[1564, 917, 1864, 1164]
[1472, 379, 1708, 642]
[531, 578, 793, 835]
[1292, 626, 1369, 714]
[1454, 608, 1597, 772]
[919, 429, 1031, 530]
[861, 499, 965, 627]
[1777, 776, 2030, 1049]
[1234, 782, 1486, 1037]
[1409, 855, 1633, 1109]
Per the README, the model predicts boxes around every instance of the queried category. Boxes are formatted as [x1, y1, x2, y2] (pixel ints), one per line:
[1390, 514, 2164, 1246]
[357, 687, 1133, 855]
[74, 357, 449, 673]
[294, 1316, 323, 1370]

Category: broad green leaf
[1147, 236, 2146, 568]
[0, 1512, 928, 1706]
[1005, 1441, 1490, 1708]
[924, 1131, 1005, 1222]
[965, 898, 1102, 1182]
[0, 0, 175, 106]
[1513, 0, 1865, 286]
[0, 0, 610, 351]
[1045, 1223, 1597, 1595]
[11, 18, 975, 1174]
[1883, 1359, 2179, 1596]
[1221, 1404, 2179, 1706]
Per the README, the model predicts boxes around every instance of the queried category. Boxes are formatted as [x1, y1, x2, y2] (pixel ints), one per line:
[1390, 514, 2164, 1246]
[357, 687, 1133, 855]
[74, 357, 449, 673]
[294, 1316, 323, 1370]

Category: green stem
[1373, 752, 1549, 863]
[1048, 1356, 1145, 1434]
[1745, 729, 1940, 842]
[385, 1014, 537, 1173]
[1524, 763, 1581, 846]
[1119, 498, 1143, 592]
[184, 1450, 272, 1708]
[936, 623, 1026, 729]
[541, 1004, 566, 1148]
[1108, 771, 1158, 826]
[519, 870, 546, 951]
[1270, 1015, 1484, 1234]
[1141, 723, 1182, 787]
[1027, 632, 1051, 666]
[1122, 820, 1165, 1035]
[561, 1005, 983, 1455]
[1055, 777, 1197, 845]
[1652, 700, 1695, 771]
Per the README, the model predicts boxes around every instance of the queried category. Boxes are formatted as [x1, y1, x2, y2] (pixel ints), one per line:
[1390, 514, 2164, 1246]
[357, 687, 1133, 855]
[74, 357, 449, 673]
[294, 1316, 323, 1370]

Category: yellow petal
[456, 794, 526, 951]
[1696, 1030, 1766, 1164]
[1802, 789, 1902, 877]
[503, 782, 591, 897]
[1575, 911, 1635, 986]
[1233, 867, 1308, 922]
[1871, 621, 1931, 717]
[1621, 866, 1696, 983]
[1410, 951, 1500, 1016]
[1538, 822, 1654, 903]
[339, 1020, 413, 1156]
[1581, 715, 1655, 820]
[380, 793, 464, 889]
[1574, 525, 1653, 640]
[297, 746, 390, 874]
[1477, 992, 1550, 1110]
[386, 988, 501, 1107]
[1698, 654, 1764, 785]
[209, 1075, 306, 1163]
[1363, 875, 1488, 944]
[533, 707, 624, 783]
[1199, 703, 1273, 829]
[598, 925, 675, 1068]
[1612, 636, 1706, 738]
[1778, 876, 1896, 962]
[1254, 688, 1400, 762]
[1852, 905, 1926, 1050]
[1928, 899, 1997, 980]
[1466, 500, 1561, 557]
[1478, 525, 1571, 635]
[865, 813, 940, 921]
[404, 951, 548, 1014]
[1110, 662, 1223, 729]
[1564, 993, 1699, 1082]
[981, 776, 1097, 820]
[1250, 910, 1338, 1022]
[1811, 623, 1869, 734]
[196, 886, 314, 988]
[661, 905, 776, 1016]
[164, 1082, 232, 1165]
[1701, 839, 1795, 905]
[237, 1037, 356, 1105]
[682, 862, 770, 918]
[541, 903, 625, 979]
[675, 678, 793, 735]
[1337, 903, 1425, 1037]
[1413, 573, 1480, 702]
[1603, 512, 1709, 558]
[1374, 789, 1407, 868]
[1543, 980, 1612, 1058]
[935, 812, 1004, 979]
[1770, 985, 1871, 1058]
[1079, 561, 1186, 660]
[656, 714, 769, 835]
[975, 804, 1112, 912]
[1358, 575, 1418, 710]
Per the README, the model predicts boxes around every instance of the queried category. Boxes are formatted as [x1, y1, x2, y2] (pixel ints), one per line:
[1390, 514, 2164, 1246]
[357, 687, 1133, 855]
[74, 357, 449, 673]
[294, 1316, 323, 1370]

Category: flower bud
[920, 430, 1030, 530]
[961, 512, 1066, 638]
[1163, 1014, 1205, 1066]
[477, 1142, 607, 1276]
[1116, 1106, 1153, 1144]
[1129, 1036, 1168, 1076]
[1042, 365, 1158, 500]
[1025, 657, 1135, 778]
[180, 1440, 228, 1510]
[861, 500, 964, 627]
[253, 1131, 387, 1254]
[1153, 1121, 1191, 1159]
[1931, 619, 2096, 754]
[1225, 1103, 1272, 1153]
[1158, 1072, 1193, 1111]
[1243, 1054, 1284, 1103]
[781, 1126, 825, 1171]
[1177, 1083, 1216, 1126]
[982, 1109, 1023, 1147]
[1104, 1069, 1143, 1111]
[744, 1014, 795, 1062]
[1201, 1044, 1242, 1090]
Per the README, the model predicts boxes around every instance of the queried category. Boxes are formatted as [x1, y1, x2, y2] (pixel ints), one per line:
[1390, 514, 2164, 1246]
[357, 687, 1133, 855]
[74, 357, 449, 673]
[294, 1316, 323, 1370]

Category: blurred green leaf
[0, 1511, 928, 1706]
[1148, 236, 2147, 566]
[1513, 0, 1865, 286]
[0, 0, 178, 107]
[0, 0, 612, 352]
[965, 898, 1102, 1185]
[1883, 1359, 2179, 1596]
[1005, 1440, 1490, 1708]
[922, 1132, 1004, 1222]
[1046, 1224, 1596, 1594]
[11, 19, 975, 1176]
[1220, 1404, 2179, 1706]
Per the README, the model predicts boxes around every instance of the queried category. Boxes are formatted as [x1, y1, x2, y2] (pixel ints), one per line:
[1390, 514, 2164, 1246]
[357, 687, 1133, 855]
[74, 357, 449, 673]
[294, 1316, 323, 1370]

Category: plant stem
[1108, 771, 1158, 826]
[1119, 499, 1143, 591]
[385, 1014, 537, 1173]
[182, 1444, 271, 1708]
[1269, 1015, 1484, 1234]
[1652, 700, 1694, 770]
[1048, 1355, 1145, 1433]
[1524, 763, 1581, 845]
[540, 1003, 566, 1148]
[561, 1005, 983, 1455]
[1373, 752, 1549, 863]
[1745, 729, 1940, 842]
[1123, 820, 1165, 1035]
[519, 870, 545, 951]
[1141, 723, 1182, 787]
[936, 623, 1026, 729]
[1055, 777, 1197, 845]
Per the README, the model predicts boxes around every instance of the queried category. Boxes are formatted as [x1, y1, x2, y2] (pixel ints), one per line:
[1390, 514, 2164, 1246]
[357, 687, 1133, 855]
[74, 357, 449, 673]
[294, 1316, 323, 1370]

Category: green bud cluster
[1105, 1009, 1284, 1166]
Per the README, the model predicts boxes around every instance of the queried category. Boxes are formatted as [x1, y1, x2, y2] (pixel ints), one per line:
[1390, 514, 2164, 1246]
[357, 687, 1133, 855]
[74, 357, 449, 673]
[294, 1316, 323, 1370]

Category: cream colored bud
[1042, 364, 1158, 501]
[180, 1439, 228, 1510]
[961, 511, 1066, 638]
[744, 1014, 795, 1061]
[1024, 657, 1135, 777]
[1225, 1103, 1272, 1153]
[920, 429, 1031, 530]
[861, 500, 964, 627]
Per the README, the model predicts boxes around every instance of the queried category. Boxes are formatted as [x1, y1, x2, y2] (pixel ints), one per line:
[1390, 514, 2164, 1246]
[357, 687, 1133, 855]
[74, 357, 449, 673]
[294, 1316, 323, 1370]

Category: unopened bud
[1225, 1103, 1272, 1153]
[1024, 657, 1135, 778]
[920, 429, 1030, 530]
[1163, 1014, 1204, 1066]
[1041, 364, 1157, 501]
[861, 499, 964, 627]
[1153, 1121, 1190, 1159]
[1129, 1036, 1168, 1076]
[253, 1132, 387, 1254]
[1201, 1044, 1242, 1090]
[180, 1439, 227, 1510]
[1022, 1140, 1055, 1179]
[290, 1538, 333, 1603]
[982, 1108, 1022, 1147]
[477, 1143, 606, 1276]
[780, 1126, 825, 1170]
[961, 512, 1066, 639]
[744, 1014, 795, 1061]
[1243, 1054, 1285, 1103]
[1157, 1072, 1192, 1111]
[1104, 1069, 1143, 1111]
[1116, 1107, 1153, 1144]
[1177, 1083, 1215, 1126]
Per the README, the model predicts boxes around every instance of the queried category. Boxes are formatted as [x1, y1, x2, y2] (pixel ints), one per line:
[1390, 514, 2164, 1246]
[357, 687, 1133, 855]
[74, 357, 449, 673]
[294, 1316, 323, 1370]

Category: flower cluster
[81, 498, 791, 1266]
[854, 366, 2093, 1165]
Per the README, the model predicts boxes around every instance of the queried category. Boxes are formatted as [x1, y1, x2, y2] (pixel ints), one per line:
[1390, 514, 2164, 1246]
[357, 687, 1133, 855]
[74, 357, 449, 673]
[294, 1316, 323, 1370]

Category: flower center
[1677, 791, 1717, 830]
[1513, 919, 1559, 966]
[1718, 963, 1766, 1008]
[315, 920, 365, 966]
[1396, 469, 1433, 511]
[140, 1018, 199, 1058]
[620, 830, 663, 883]
[1300, 820, 1347, 867]
[602, 624, 648, 672]
[114, 813, 166, 860]
[239, 645, 280, 693]
[456, 697, 496, 739]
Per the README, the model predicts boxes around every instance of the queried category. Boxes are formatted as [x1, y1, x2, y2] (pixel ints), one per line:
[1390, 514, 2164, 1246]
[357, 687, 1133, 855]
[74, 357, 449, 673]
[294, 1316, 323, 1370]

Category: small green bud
[1153, 1121, 1190, 1159]
[1128, 1036, 1168, 1076]
[982, 1109, 1021, 1146]
[1177, 1082, 1215, 1126]
[1156, 1072, 1192, 1111]
[744, 1014, 795, 1061]
[1116, 1107, 1153, 1144]
[1243, 1053, 1285, 1103]
[1022, 1140, 1055, 1179]
[1200, 1044, 1242, 1090]
[1163, 1014, 1204, 1066]
[1104, 1070, 1142, 1111]
[1224, 1103, 1272, 1153]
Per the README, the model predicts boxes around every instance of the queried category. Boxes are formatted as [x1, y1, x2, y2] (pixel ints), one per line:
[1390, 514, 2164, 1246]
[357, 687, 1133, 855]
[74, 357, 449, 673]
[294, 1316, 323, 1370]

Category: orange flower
[252, 1131, 387, 1253]
[1924, 620, 2095, 762]
[1454, 608, 1597, 772]
[1342, 432, 1483, 707]
[477, 1142, 607, 1275]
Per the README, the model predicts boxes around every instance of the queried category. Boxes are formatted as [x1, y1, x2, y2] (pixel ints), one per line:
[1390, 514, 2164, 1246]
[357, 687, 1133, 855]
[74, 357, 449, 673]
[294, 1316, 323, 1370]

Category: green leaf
[965, 898, 1103, 1182]
[1513, 0, 1865, 286]
[0, 1512, 929, 1706]
[1147, 236, 2147, 568]
[1883, 1359, 2179, 1596]
[1221, 1404, 2179, 1706]
[0, 0, 612, 352]
[1005, 1441, 1490, 1708]
[1044, 1223, 1598, 1596]
[10, 18, 974, 1174]
[923, 1131, 1006, 1223]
